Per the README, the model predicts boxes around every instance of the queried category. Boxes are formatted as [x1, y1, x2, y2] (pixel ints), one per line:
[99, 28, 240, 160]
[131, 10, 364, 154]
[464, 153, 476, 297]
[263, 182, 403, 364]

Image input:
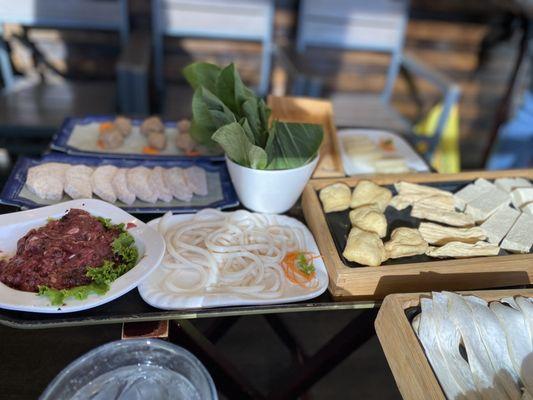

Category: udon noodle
[156, 209, 316, 298]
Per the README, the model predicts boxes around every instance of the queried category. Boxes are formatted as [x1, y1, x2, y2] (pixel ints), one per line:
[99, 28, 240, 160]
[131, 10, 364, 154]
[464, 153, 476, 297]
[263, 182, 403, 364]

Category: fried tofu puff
[384, 227, 428, 259]
[349, 204, 387, 238]
[350, 180, 392, 212]
[342, 227, 387, 267]
[319, 183, 351, 213]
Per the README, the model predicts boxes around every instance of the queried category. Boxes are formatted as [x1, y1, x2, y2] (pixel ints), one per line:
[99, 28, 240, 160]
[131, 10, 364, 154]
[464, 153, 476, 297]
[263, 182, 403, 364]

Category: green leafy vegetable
[265, 121, 324, 170]
[38, 283, 109, 306]
[183, 61, 323, 169]
[296, 253, 315, 276]
[212, 123, 268, 169]
[37, 222, 138, 306]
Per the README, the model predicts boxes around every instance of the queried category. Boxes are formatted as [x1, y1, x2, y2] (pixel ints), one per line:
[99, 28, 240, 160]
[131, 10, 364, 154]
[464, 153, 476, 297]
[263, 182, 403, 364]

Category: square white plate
[0, 199, 165, 313]
[138, 213, 329, 310]
[338, 129, 430, 175]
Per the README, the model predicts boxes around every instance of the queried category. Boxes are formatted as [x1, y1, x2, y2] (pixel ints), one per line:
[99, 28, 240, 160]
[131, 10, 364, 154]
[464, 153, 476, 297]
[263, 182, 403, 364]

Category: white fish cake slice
[149, 167, 173, 203]
[64, 165, 93, 199]
[127, 167, 158, 203]
[92, 165, 118, 203]
[112, 168, 136, 205]
[25, 162, 68, 201]
[163, 167, 193, 202]
[185, 166, 208, 196]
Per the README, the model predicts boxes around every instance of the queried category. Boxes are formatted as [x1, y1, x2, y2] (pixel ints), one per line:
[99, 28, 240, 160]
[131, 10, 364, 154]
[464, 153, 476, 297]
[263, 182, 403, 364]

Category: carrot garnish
[185, 150, 201, 156]
[142, 146, 160, 155]
[99, 122, 115, 134]
[281, 251, 320, 288]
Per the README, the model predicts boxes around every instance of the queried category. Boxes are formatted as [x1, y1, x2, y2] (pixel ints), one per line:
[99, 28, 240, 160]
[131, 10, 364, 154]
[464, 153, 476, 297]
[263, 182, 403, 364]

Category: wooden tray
[301, 169, 533, 299]
[268, 95, 344, 178]
[375, 288, 533, 400]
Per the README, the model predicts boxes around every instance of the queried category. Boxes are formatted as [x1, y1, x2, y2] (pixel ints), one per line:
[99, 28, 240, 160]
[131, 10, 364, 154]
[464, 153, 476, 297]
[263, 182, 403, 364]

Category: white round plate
[138, 213, 329, 310]
[0, 199, 165, 313]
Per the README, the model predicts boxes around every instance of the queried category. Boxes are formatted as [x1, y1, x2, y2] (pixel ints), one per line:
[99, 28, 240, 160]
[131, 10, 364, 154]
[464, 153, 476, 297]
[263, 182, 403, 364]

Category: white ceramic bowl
[225, 155, 319, 214]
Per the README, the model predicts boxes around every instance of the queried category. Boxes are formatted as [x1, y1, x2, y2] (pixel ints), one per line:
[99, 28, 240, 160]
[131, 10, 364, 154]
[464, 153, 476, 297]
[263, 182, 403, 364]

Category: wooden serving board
[267, 95, 344, 178]
[375, 288, 533, 400]
[301, 169, 533, 299]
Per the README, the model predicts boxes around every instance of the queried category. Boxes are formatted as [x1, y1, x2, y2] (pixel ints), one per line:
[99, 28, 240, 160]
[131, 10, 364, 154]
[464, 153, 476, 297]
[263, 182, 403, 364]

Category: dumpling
[185, 166, 208, 196]
[127, 167, 158, 203]
[349, 204, 387, 238]
[163, 167, 193, 202]
[342, 227, 387, 267]
[384, 227, 428, 259]
[92, 165, 118, 203]
[64, 165, 93, 199]
[319, 183, 351, 213]
[149, 167, 173, 203]
[112, 168, 136, 205]
[350, 180, 392, 211]
[26, 162, 68, 201]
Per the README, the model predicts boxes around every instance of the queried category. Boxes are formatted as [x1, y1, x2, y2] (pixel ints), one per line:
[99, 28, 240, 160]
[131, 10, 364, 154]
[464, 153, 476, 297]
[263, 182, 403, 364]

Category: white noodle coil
[155, 209, 314, 298]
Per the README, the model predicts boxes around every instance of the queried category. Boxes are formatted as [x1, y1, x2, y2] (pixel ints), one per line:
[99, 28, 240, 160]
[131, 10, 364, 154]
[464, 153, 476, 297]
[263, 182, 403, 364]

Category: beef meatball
[141, 116, 164, 136]
[177, 118, 191, 133]
[147, 131, 167, 150]
[114, 116, 132, 137]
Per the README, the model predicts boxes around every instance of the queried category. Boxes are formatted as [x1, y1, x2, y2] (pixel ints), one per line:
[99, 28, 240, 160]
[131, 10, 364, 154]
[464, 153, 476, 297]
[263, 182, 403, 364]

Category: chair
[0, 0, 149, 140]
[152, 0, 275, 116]
[280, 0, 461, 159]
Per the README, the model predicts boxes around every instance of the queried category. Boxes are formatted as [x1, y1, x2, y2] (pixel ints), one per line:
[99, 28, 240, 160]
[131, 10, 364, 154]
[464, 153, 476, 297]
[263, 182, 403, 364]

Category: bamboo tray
[375, 288, 533, 400]
[301, 169, 533, 299]
[268, 95, 344, 178]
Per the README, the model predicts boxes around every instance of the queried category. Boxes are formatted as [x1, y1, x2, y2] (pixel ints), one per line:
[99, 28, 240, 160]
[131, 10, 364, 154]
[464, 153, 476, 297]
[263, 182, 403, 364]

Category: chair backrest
[296, 0, 409, 102]
[152, 0, 274, 96]
[0, 0, 129, 89]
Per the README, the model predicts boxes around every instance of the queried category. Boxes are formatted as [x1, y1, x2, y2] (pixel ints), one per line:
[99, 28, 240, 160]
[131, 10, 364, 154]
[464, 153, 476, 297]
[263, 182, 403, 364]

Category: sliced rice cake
[464, 186, 510, 223]
[501, 212, 533, 253]
[494, 177, 532, 193]
[510, 187, 533, 209]
[480, 205, 521, 245]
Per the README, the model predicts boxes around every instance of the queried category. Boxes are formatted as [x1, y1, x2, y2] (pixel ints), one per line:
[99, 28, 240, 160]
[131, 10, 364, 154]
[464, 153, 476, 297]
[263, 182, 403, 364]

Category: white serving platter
[138, 212, 329, 310]
[337, 128, 430, 175]
[0, 199, 165, 313]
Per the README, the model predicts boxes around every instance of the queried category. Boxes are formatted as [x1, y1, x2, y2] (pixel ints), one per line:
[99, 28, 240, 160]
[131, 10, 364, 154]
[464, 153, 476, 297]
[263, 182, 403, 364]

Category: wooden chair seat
[0, 78, 117, 136]
[331, 92, 411, 133]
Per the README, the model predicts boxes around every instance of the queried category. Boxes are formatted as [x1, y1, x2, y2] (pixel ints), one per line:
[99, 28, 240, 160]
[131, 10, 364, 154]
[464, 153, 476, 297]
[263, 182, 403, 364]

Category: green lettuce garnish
[38, 219, 138, 306]
[183, 62, 323, 170]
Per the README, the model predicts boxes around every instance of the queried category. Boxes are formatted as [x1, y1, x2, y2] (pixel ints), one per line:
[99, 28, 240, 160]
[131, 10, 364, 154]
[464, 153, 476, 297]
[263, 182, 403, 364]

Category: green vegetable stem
[183, 62, 324, 170]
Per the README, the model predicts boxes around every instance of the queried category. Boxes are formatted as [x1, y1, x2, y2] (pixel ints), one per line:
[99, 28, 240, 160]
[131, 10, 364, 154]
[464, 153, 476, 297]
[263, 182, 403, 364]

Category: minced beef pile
[0, 209, 121, 292]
